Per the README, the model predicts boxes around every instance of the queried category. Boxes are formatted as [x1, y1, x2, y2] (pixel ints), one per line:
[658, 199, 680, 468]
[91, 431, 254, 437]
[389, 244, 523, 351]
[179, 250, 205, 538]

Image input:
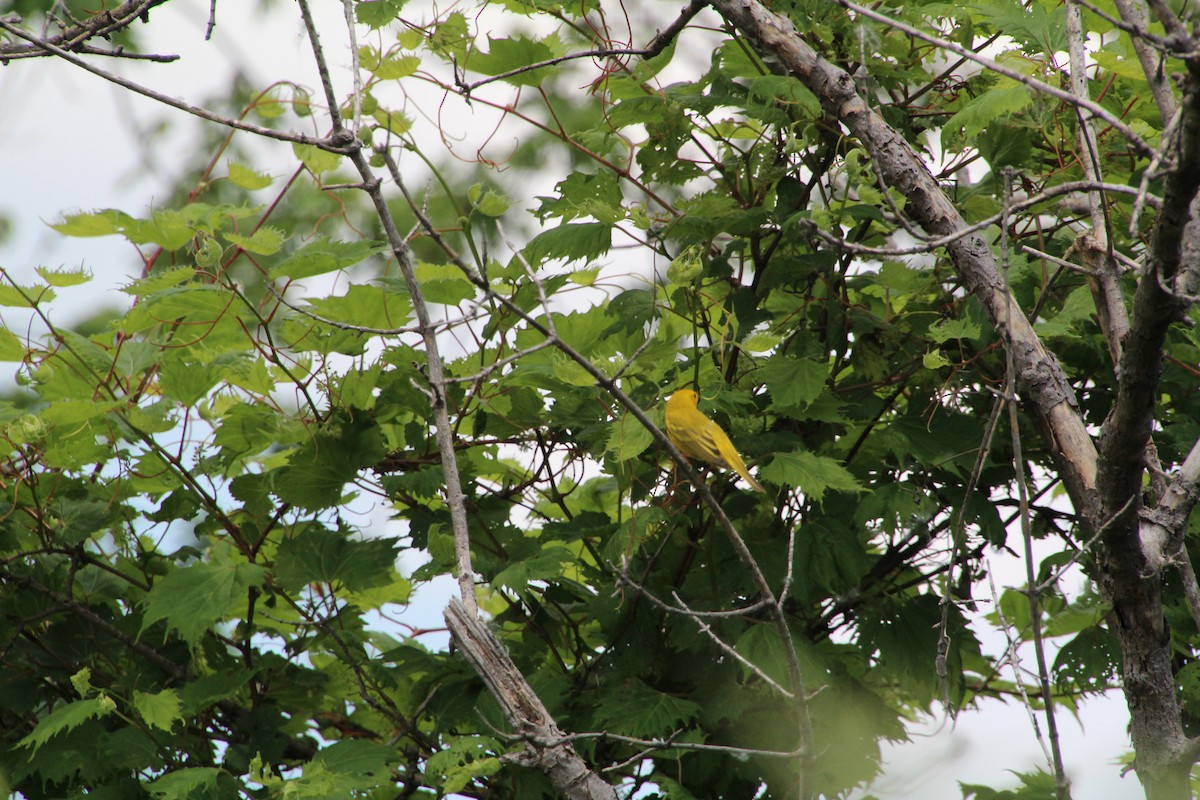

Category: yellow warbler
[665, 389, 765, 492]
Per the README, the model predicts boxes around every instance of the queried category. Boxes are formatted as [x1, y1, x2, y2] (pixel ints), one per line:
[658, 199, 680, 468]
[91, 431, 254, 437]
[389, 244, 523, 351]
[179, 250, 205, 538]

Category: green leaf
[1034, 285, 1095, 338]
[415, 262, 478, 305]
[147, 768, 224, 800]
[274, 412, 386, 510]
[759, 450, 862, 501]
[356, 0, 407, 29]
[734, 623, 791, 686]
[762, 356, 827, 412]
[303, 282, 412, 329]
[70, 668, 93, 697]
[524, 222, 612, 265]
[179, 670, 253, 713]
[50, 206, 198, 247]
[492, 544, 573, 591]
[429, 11, 469, 59]
[35, 265, 91, 287]
[747, 74, 821, 118]
[468, 35, 557, 86]
[51, 208, 133, 237]
[426, 737, 501, 795]
[967, 0, 1067, 51]
[0, 326, 26, 360]
[226, 162, 274, 190]
[312, 739, 402, 788]
[923, 350, 952, 369]
[123, 209, 196, 249]
[569, 267, 600, 286]
[371, 107, 413, 135]
[271, 237, 387, 279]
[133, 689, 183, 732]
[274, 526, 400, 592]
[942, 82, 1032, 149]
[43, 398, 122, 427]
[375, 53, 421, 80]
[468, 183, 510, 216]
[594, 679, 700, 737]
[928, 316, 982, 343]
[225, 227, 285, 255]
[141, 556, 268, 645]
[0, 283, 55, 307]
[535, 170, 624, 223]
[607, 413, 655, 461]
[293, 143, 343, 174]
[1054, 626, 1120, 693]
[857, 595, 944, 703]
[18, 696, 116, 753]
[121, 266, 197, 296]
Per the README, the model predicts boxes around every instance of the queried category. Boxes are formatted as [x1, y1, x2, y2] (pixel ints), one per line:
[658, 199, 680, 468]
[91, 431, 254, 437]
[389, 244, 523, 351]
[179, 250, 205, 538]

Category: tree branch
[1110, 0, 1181, 121]
[445, 598, 619, 800]
[830, 0, 1154, 158]
[0, 0, 169, 60]
[707, 0, 1101, 517]
[0, 16, 352, 153]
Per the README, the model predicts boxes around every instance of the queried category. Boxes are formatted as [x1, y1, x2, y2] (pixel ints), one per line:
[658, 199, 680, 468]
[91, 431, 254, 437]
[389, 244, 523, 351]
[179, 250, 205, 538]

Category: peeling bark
[445, 599, 619, 800]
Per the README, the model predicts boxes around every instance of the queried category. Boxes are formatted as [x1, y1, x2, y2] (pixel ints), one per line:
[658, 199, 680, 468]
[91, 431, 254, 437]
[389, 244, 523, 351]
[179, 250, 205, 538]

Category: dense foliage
[1, 0, 1198, 798]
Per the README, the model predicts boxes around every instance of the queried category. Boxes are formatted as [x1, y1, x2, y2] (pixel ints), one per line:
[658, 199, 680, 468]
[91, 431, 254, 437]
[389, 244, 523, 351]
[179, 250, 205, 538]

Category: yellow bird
[665, 389, 765, 492]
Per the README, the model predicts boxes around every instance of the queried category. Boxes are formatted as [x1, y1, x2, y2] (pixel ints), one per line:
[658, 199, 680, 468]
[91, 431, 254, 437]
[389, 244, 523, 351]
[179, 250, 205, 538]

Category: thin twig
[799, 179, 1160, 256]
[0, 0, 167, 58]
[206, 0, 218, 41]
[0, 42, 178, 61]
[264, 281, 423, 335]
[341, 0, 363, 136]
[444, 340, 559, 384]
[0, 17, 351, 152]
[987, 568, 1058, 770]
[1131, 105, 1184, 235]
[1033, 494, 1135, 592]
[1109, 0, 1178, 121]
[1067, 0, 1129, 372]
[671, 592, 794, 699]
[937, 390, 1005, 697]
[382, 147, 816, 789]
[832, 0, 1155, 157]
[1002, 168, 1071, 799]
[542, 729, 804, 761]
[454, 0, 705, 95]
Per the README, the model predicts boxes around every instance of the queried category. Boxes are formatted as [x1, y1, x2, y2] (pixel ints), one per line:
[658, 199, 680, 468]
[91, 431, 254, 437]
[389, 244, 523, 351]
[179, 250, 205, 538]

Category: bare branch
[445, 599, 619, 800]
[1099, 79, 1200, 521]
[453, 0, 705, 96]
[0, 16, 350, 152]
[672, 591, 795, 699]
[986, 569, 1060, 773]
[1102, 0, 1181, 120]
[798, 180, 1159, 258]
[1067, 0, 1131, 372]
